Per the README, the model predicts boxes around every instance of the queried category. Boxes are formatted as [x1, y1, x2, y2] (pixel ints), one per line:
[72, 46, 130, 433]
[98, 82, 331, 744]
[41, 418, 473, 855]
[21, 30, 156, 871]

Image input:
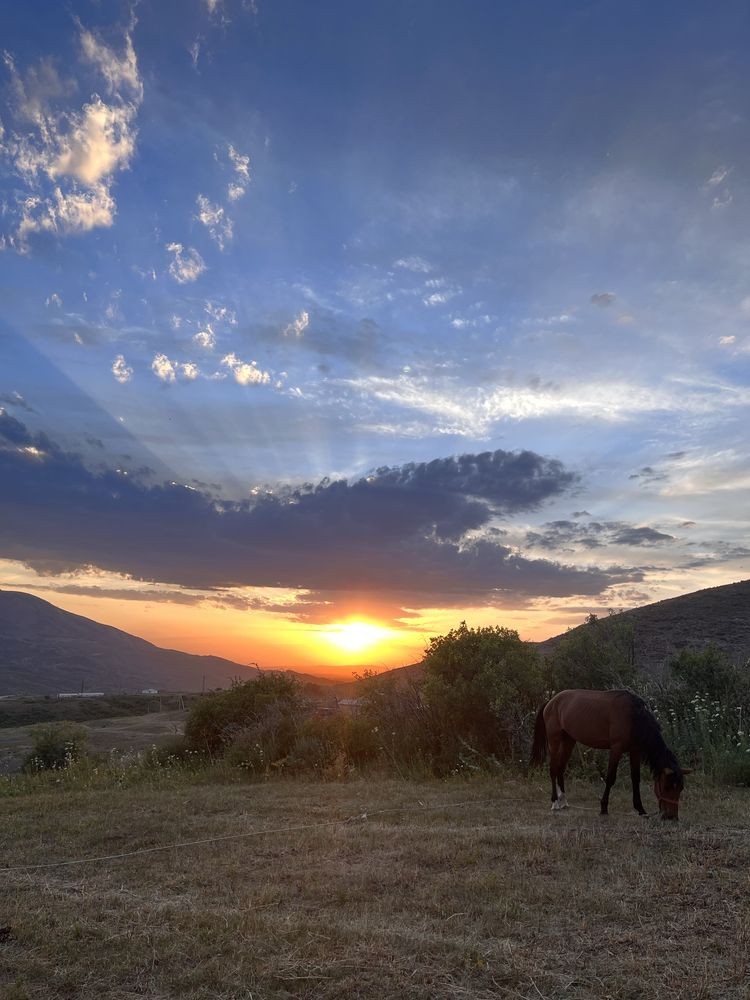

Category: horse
[530, 689, 692, 820]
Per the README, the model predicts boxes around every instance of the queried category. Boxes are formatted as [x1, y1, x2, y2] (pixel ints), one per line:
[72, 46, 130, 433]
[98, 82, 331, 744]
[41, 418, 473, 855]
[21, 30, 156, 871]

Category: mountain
[0, 590, 336, 696]
[537, 579, 750, 674]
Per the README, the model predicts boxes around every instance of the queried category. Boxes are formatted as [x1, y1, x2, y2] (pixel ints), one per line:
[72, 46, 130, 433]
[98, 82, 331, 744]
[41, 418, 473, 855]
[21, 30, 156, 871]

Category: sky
[1, 0, 749, 675]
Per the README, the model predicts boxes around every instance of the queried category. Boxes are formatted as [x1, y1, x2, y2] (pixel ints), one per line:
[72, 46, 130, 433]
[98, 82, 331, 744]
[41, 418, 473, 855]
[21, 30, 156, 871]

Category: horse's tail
[530, 703, 549, 767]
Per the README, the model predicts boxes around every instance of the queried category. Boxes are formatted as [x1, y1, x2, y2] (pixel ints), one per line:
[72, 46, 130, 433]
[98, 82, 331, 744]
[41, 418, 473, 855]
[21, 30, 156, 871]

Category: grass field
[1, 774, 749, 999]
[0, 710, 187, 774]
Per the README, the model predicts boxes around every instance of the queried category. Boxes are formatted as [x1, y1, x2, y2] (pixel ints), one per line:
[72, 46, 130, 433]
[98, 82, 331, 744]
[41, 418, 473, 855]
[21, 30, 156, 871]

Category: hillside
[0, 590, 335, 696]
[537, 578, 750, 673]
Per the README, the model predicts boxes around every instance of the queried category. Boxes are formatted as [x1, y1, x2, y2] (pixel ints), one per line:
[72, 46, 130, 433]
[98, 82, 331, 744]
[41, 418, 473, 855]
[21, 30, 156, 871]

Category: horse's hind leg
[554, 734, 575, 809]
[548, 732, 561, 809]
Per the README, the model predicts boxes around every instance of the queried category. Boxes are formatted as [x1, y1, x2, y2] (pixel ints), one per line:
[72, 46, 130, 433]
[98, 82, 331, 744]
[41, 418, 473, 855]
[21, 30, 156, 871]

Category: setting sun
[322, 621, 392, 654]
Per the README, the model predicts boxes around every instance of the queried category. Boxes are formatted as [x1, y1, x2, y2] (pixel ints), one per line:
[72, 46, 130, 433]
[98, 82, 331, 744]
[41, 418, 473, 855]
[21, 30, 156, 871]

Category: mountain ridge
[0, 590, 340, 695]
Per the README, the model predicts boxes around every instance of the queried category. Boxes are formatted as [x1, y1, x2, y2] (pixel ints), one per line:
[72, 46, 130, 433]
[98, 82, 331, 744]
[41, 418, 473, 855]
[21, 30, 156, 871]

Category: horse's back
[544, 689, 633, 750]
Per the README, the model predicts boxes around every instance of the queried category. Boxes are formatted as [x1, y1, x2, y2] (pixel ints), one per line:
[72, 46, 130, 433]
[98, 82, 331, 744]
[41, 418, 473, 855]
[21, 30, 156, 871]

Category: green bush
[22, 722, 88, 772]
[421, 622, 545, 766]
[285, 714, 379, 776]
[647, 646, 750, 784]
[545, 612, 642, 692]
[184, 673, 303, 760]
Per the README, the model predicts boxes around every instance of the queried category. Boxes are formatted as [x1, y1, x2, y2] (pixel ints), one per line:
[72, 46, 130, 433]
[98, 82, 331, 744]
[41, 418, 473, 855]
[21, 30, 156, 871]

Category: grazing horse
[530, 689, 692, 820]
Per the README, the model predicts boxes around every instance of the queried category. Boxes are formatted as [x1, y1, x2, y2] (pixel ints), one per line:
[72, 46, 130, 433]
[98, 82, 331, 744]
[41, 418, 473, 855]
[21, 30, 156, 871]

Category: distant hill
[0, 590, 337, 696]
[537, 579, 750, 674]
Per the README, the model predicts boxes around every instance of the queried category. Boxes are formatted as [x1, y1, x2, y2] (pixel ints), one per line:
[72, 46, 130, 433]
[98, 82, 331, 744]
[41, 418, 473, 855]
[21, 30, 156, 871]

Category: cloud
[393, 255, 432, 273]
[0, 414, 634, 607]
[423, 290, 458, 307]
[152, 353, 177, 382]
[283, 310, 310, 337]
[226, 144, 250, 200]
[151, 354, 200, 382]
[0, 392, 34, 413]
[166, 243, 206, 283]
[111, 355, 133, 383]
[221, 353, 271, 386]
[342, 371, 750, 438]
[78, 23, 143, 102]
[193, 326, 216, 349]
[1, 24, 141, 249]
[590, 292, 616, 307]
[526, 520, 675, 552]
[706, 166, 731, 188]
[196, 194, 233, 249]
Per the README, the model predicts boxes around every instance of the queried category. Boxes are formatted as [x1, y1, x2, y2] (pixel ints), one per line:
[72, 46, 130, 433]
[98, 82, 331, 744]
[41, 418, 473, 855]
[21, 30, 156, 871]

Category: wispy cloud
[394, 255, 432, 273]
[196, 194, 233, 249]
[226, 144, 250, 201]
[166, 242, 206, 283]
[284, 310, 310, 337]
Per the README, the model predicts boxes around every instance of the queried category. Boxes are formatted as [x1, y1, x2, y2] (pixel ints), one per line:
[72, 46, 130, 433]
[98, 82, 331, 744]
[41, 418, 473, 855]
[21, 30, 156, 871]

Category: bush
[184, 673, 303, 763]
[545, 612, 642, 691]
[22, 722, 88, 772]
[647, 646, 750, 784]
[421, 622, 545, 766]
[285, 715, 379, 777]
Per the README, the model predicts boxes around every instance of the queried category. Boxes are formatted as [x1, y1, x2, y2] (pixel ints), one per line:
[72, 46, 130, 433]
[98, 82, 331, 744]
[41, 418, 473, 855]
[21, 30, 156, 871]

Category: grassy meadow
[1, 772, 749, 1000]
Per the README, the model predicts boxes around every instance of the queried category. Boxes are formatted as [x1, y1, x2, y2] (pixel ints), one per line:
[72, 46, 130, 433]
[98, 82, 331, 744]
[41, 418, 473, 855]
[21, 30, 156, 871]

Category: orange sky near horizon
[3, 558, 741, 680]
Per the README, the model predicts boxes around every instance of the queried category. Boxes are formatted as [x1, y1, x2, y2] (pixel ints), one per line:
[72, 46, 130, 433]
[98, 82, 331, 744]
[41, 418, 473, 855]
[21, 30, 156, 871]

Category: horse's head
[654, 766, 692, 820]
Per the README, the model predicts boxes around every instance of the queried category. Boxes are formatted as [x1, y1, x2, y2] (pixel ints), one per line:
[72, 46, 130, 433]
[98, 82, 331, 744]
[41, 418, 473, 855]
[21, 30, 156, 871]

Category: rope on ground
[0, 797, 503, 874]
[3, 794, 740, 874]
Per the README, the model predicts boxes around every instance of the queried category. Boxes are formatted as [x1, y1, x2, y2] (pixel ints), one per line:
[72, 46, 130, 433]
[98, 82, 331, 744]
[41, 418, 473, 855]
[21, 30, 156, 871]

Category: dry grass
[0, 711, 187, 774]
[1, 774, 749, 999]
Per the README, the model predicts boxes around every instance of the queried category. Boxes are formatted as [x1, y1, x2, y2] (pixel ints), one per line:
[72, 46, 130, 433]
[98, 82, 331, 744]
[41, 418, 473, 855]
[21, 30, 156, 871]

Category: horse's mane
[625, 692, 680, 777]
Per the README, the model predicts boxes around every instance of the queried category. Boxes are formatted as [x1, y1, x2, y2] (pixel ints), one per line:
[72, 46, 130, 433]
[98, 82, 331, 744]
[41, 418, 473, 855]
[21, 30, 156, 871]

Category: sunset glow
[0, 1, 748, 683]
[321, 621, 394, 655]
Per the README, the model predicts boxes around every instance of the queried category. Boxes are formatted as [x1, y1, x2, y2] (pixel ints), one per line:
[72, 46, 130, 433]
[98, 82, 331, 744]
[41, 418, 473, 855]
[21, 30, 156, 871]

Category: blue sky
[1, 0, 749, 668]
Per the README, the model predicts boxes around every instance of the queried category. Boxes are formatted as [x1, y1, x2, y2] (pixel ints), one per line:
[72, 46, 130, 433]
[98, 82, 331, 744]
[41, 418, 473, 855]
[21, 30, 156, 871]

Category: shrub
[184, 673, 303, 761]
[421, 622, 545, 765]
[545, 612, 642, 692]
[285, 715, 379, 776]
[22, 722, 88, 772]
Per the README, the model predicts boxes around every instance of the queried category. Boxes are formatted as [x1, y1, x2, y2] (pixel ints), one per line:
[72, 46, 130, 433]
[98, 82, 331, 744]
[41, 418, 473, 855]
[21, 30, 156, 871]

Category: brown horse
[530, 689, 692, 820]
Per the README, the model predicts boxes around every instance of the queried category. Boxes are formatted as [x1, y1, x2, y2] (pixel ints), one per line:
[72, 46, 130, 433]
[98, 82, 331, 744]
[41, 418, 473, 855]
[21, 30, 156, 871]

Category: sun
[322, 620, 391, 654]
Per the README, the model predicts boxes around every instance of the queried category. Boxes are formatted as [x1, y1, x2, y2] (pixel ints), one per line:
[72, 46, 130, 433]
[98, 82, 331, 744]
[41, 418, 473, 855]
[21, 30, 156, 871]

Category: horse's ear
[681, 767, 693, 776]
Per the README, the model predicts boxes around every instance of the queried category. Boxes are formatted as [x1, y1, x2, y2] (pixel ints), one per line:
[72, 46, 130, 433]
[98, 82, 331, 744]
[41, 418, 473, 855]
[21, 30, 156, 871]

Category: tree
[184, 672, 302, 756]
[668, 645, 750, 705]
[545, 612, 641, 692]
[421, 622, 544, 759]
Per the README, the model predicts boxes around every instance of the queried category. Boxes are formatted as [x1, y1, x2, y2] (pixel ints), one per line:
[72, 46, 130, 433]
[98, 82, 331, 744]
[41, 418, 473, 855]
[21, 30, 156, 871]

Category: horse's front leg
[629, 750, 647, 815]
[600, 748, 622, 815]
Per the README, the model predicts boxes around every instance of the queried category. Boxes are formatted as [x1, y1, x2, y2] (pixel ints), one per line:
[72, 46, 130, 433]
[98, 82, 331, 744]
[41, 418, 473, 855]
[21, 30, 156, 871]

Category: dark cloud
[527, 519, 675, 551]
[590, 292, 616, 307]
[245, 311, 389, 373]
[611, 526, 675, 546]
[679, 541, 750, 569]
[0, 413, 634, 604]
[0, 391, 34, 412]
[629, 465, 669, 484]
[34, 585, 205, 606]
